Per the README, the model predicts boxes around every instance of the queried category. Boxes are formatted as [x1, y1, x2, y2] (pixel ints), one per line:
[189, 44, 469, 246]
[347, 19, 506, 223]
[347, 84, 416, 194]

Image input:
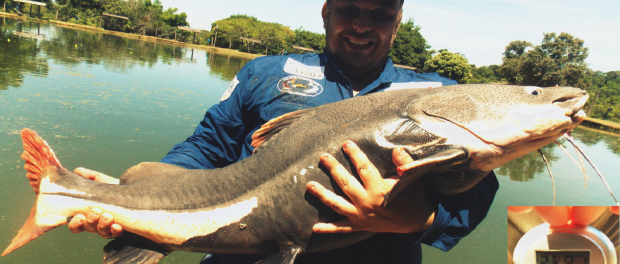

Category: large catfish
[2, 84, 588, 263]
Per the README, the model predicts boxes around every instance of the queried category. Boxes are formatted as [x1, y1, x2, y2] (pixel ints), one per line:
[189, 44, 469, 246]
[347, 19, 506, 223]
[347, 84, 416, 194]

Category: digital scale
[513, 223, 617, 264]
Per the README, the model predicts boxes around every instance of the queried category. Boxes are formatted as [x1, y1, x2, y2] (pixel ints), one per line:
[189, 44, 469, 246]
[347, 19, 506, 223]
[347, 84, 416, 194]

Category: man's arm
[161, 64, 255, 169]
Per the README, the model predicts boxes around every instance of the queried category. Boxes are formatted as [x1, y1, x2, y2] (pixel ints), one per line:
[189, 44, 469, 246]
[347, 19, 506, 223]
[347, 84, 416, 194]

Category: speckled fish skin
[3, 84, 588, 261]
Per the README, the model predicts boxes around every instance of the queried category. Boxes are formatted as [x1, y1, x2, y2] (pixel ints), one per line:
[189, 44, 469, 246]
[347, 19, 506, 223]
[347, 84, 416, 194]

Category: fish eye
[525, 87, 543, 96]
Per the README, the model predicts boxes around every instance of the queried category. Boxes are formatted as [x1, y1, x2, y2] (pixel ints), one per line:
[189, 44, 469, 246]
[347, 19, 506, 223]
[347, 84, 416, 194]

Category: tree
[470, 64, 501, 84]
[389, 18, 432, 69]
[423, 50, 471, 83]
[499, 40, 532, 84]
[290, 27, 325, 53]
[500, 33, 589, 87]
[159, 7, 188, 27]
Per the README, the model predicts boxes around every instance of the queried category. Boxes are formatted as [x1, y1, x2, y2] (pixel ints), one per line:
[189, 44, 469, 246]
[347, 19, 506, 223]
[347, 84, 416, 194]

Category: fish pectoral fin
[256, 247, 302, 264]
[383, 147, 468, 207]
[251, 108, 313, 154]
[103, 233, 171, 264]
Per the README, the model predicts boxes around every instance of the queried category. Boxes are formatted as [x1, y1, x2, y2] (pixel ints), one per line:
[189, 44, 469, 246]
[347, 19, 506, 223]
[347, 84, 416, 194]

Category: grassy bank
[581, 117, 620, 134]
[0, 12, 262, 60]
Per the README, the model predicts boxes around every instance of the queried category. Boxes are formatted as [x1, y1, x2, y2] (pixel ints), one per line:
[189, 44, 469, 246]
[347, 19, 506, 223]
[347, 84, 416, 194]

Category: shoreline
[0, 12, 262, 60]
[3, 13, 620, 134]
[581, 117, 620, 134]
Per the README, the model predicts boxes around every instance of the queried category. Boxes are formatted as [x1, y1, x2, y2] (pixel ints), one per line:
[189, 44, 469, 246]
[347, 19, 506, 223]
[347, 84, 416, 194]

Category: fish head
[409, 85, 588, 171]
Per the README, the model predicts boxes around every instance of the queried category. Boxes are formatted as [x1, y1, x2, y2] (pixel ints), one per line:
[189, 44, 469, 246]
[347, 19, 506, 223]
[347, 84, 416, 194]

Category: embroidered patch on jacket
[283, 58, 325, 80]
[221, 76, 240, 101]
[385, 82, 442, 91]
[277, 76, 323, 97]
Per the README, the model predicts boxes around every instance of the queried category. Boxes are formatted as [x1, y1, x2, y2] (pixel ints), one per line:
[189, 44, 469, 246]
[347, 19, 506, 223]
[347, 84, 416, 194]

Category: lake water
[0, 17, 618, 264]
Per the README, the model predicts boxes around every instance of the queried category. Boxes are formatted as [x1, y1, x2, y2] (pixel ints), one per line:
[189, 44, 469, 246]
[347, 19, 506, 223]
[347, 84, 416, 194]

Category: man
[69, 0, 499, 263]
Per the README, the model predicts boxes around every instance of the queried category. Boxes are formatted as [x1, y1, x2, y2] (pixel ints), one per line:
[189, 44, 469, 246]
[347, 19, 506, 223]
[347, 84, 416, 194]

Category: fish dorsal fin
[251, 109, 312, 152]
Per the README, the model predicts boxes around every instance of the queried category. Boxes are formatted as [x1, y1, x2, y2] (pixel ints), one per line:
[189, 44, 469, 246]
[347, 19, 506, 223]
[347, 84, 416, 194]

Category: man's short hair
[326, 0, 404, 6]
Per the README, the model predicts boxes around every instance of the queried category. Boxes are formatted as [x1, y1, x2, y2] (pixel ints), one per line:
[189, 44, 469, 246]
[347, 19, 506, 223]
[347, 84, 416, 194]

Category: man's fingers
[110, 224, 124, 238]
[312, 219, 355, 233]
[97, 212, 114, 238]
[342, 141, 381, 188]
[74, 167, 98, 181]
[392, 147, 415, 168]
[307, 181, 358, 216]
[68, 214, 86, 234]
[84, 208, 102, 233]
[319, 153, 366, 201]
[73, 167, 120, 184]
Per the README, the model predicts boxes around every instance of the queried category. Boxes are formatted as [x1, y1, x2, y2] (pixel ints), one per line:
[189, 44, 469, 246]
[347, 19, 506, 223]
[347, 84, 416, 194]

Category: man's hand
[68, 167, 123, 238]
[306, 140, 436, 234]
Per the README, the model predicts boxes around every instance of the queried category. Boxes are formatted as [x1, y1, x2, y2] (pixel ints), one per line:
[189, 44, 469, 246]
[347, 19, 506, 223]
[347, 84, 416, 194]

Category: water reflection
[0, 21, 48, 90]
[498, 126, 620, 182]
[206, 51, 251, 80]
[497, 143, 561, 182]
[572, 126, 620, 155]
[0, 17, 199, 90]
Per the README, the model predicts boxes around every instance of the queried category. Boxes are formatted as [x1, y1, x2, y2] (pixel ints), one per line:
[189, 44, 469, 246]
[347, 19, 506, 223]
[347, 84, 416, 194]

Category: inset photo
[509, 206, 619, 264]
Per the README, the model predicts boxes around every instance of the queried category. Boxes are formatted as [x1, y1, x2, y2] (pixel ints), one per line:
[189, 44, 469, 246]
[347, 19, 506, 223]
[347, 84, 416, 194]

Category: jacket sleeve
[160, 61, 255, 169]
[397, 171, 500, 251]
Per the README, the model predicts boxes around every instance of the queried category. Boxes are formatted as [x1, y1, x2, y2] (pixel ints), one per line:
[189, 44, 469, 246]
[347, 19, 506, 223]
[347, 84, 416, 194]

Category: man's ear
[391, 9, 403, 44]
[322, 2, 328, 29]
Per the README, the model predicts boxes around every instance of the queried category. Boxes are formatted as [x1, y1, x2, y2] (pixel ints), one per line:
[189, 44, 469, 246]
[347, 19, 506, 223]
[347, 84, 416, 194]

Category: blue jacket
[161, 53, 499, 258]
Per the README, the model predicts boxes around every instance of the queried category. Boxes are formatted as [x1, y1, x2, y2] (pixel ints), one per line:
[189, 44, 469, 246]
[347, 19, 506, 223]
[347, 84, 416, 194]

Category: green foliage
[469, 64, 501, 84]
[212, 15, 294, 55]
[290, 27, 325, 53]
[500, 33, 589, 87]
[423, 50, 471, 83]
[6, 0, 190, 40]
[388, 18, 431, 70]
[583, 71, 620, 122]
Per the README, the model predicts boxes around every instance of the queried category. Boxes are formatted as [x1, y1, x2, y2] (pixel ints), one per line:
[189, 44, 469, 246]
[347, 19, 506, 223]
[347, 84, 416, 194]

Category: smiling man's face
[323, 0, 402, 75]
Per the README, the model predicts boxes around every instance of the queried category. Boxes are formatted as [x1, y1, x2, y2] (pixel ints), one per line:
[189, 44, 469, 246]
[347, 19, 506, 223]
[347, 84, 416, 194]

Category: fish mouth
[552, 90, 589, 118]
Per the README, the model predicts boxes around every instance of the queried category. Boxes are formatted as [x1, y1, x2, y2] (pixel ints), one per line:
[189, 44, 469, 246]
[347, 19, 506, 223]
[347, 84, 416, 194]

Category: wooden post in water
[213, 25, 218, 47]
[29, 3, 32, 17]
[55, 9, 58, 20]
[177, 26, 202, 44]
[101, 12, 129, 31]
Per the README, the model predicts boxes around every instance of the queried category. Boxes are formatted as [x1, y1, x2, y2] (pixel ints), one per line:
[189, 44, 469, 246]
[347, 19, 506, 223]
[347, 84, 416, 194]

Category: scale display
[536, 250, 590, 264]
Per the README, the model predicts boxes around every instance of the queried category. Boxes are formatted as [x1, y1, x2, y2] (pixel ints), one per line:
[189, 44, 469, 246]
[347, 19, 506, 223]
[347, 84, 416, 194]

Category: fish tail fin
[1, 129, 66, 257]
[1, 201, 59, 257]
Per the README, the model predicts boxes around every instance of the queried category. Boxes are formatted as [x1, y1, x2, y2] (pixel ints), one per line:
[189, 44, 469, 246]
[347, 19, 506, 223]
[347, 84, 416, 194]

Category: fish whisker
[563, 132, 619, 206]
[538, 149, 556, 206]
[553, 139, 588, 188]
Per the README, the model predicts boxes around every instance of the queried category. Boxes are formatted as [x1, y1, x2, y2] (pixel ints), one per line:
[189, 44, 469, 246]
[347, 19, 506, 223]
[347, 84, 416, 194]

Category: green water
[0, 17, 618, 264]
